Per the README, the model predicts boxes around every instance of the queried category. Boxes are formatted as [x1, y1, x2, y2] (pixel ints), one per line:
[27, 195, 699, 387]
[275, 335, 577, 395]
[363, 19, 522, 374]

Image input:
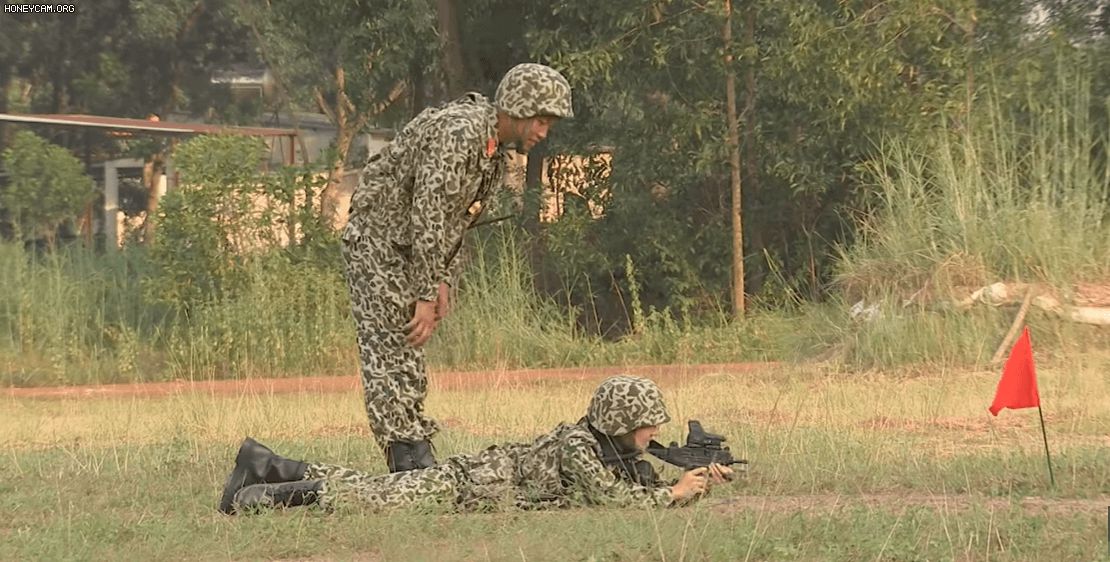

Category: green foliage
[523, 0, 991, 328]
[823, 51, 1110, 369]
[3, 2, 1110, 383]
[838, 53, 1110, 298]
[0, 131, 95, 244]
[426, 226, 596, 369]
[4, 0, 257, 117]
[0, 239, 164, 386]
[146, 134, 336, 312]
[147, 135, 265, 308]
[162, 253, 352, 380]
[234, 0, 434, 126]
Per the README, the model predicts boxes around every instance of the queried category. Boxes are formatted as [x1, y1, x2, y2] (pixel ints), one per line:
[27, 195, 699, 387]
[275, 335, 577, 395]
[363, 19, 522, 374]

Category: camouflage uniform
[299, 376, 675, 511]
[341, 63, 573, 453]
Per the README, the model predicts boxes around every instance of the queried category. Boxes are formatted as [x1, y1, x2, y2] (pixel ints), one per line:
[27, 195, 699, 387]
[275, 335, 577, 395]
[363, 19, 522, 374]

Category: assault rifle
[646, 420, 748, 472]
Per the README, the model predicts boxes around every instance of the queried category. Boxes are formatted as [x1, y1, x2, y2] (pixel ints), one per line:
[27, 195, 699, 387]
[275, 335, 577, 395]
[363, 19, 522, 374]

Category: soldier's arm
[560, 434, 674, 509]
[444, 243, 468, 288]
[411, 122, 473, 302]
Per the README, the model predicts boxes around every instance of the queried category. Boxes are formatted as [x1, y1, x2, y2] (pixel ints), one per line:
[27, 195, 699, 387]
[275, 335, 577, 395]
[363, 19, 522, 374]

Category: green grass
[2, 55, 1107, 386]
[0, 232, 809, 388]
[3, 360, 1110, 560]
[821, 54, 1110, 370]
[840, 58, 1109, 294]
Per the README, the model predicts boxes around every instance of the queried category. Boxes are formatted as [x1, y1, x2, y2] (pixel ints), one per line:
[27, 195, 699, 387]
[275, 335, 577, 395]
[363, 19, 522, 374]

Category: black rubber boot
[385, 440, 436, 472]
[231, 480, 324, 514]
[411, 440, 437, 469]
[218, 437, 308, 514]
[385, 441, 419, 472]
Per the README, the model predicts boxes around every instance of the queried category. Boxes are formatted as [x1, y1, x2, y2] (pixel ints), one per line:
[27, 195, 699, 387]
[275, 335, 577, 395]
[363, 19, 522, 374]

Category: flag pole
[1036, 404, 1055, 486]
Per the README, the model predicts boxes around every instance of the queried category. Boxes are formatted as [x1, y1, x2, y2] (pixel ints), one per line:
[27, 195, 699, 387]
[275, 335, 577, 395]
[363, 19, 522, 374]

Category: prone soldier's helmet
[494, 63, 574, 119]
[587, 375, 671, 436]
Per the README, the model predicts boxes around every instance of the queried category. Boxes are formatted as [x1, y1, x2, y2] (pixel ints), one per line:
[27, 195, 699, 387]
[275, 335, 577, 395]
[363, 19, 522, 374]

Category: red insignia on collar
[485, 138, 497, 158]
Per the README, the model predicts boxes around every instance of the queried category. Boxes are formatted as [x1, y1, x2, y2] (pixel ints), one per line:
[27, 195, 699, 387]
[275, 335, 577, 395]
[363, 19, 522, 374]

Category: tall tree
[436, 0, 467, 98]
[237, 0, 435, 223]
[723, 0, 745, 317]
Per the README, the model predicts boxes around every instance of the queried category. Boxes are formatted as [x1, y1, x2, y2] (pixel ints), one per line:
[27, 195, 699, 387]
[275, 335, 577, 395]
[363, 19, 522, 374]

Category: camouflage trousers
[303, 445, 528, 512]
[341, 224, 439, 449]
[305, 461, 461, 512]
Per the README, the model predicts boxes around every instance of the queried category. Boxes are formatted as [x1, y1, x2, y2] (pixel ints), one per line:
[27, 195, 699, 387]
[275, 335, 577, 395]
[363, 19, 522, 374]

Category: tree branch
[314, 88, 336, 123]
[368, 80, 408, 117]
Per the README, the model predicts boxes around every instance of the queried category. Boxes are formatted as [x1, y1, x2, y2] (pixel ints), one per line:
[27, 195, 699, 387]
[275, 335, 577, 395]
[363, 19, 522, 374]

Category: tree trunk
[436, 0, 467, 98]
[523, 143, 546, 237]
[162, 1, 207, 116]
[741, 5, 759, 297]
[320, 66, 351, 229]
[0, 63, 10, 152]
[724, 0, 745, 317]
[325, 125, 356, 229]
[410, 55, 426, 114]
[319, 74, 406, 229]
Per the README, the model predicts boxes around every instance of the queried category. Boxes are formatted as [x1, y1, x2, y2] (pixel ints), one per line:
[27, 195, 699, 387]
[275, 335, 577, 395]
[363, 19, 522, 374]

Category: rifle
[646, 420, 748, 472]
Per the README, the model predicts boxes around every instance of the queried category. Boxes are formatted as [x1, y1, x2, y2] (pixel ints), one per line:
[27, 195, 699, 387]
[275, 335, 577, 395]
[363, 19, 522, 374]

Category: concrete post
[103, 162, 119, 250]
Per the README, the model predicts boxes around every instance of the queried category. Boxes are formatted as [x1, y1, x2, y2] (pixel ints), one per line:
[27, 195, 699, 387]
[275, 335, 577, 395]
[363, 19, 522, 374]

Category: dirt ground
[3, 362, 773, 400]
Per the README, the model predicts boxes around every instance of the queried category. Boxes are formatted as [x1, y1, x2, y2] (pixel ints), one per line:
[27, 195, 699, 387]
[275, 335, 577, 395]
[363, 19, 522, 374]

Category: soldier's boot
[411, 439, 437, 469]
[230, 480, 324, 514]
[218, 437, 308, 514]
[385, 441, 416, 472]
[386, 439, 438, 472]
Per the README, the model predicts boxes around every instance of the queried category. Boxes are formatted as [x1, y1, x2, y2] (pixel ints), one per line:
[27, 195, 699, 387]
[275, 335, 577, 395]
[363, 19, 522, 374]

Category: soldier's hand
[707, 463, 735, 485]
[436, 282, 451, 321]
[670, 467, 708, 502]
[404, 300, 438, 348]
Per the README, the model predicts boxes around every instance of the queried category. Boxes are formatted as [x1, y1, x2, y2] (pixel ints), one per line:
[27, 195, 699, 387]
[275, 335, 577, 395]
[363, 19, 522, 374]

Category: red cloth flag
[989, 327, 1041, 416]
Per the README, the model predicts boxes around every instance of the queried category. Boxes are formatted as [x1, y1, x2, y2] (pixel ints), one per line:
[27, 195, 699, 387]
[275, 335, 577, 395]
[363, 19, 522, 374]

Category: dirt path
[4, 362, 773, 400]
[710, 494, 1110, 515]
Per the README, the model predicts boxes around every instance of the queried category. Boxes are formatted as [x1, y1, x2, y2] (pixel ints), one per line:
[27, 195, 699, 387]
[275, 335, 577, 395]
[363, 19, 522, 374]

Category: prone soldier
[218, 376, 736, 514]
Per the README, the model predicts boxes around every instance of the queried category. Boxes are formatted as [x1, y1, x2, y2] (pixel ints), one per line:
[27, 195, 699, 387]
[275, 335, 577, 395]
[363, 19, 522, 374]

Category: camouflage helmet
[494, 63, 574, 119]
[587, 375, 671, 436]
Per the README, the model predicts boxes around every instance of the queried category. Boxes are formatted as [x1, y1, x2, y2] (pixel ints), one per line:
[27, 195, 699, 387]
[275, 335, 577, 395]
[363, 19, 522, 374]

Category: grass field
[3, 358, 1109, 561]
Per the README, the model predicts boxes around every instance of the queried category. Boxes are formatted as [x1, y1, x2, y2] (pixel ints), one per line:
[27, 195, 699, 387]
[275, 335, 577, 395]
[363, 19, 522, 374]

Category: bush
[0, 130, 96, 246]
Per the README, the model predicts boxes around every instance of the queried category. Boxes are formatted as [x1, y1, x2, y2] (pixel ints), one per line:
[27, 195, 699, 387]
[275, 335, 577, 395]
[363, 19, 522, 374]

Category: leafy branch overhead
[232, 0, 434, 221]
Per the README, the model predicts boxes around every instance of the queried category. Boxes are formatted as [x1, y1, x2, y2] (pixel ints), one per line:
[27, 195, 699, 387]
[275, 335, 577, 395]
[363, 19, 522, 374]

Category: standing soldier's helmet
[494, 63, 574, 119]
[587, 375, 671, 436]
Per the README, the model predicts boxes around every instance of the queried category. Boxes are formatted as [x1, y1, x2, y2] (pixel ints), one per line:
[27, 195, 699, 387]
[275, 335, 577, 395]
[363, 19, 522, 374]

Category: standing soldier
[342, 63, 574, 472]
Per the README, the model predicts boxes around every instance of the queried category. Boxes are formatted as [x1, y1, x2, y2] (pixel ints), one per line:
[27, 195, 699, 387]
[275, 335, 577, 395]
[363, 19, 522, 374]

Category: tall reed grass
[830, 54, 1109, 368]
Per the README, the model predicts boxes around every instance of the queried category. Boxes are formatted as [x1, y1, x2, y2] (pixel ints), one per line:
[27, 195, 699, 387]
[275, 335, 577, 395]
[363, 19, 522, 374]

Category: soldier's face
[514, 116, 558, 153]
[630, 425, 660, 451]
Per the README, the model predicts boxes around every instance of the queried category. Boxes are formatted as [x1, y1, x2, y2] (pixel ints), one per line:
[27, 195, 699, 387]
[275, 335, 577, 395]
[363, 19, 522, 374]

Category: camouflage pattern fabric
[586, 375, 672, 436]
[494, 63, 574, 119]
[303, 376, 674, 511]
[304, 422, 673, 512]
[342, 93, 507, 447]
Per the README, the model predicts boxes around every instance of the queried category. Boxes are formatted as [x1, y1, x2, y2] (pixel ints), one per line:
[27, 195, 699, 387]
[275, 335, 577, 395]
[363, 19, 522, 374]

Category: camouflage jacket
[445, 421, 675, 511]
[346, 93, 508, 301]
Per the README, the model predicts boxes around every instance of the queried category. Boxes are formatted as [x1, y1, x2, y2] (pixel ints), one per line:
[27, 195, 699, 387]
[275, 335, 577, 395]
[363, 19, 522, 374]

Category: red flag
[989, 327, 1040, 416]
